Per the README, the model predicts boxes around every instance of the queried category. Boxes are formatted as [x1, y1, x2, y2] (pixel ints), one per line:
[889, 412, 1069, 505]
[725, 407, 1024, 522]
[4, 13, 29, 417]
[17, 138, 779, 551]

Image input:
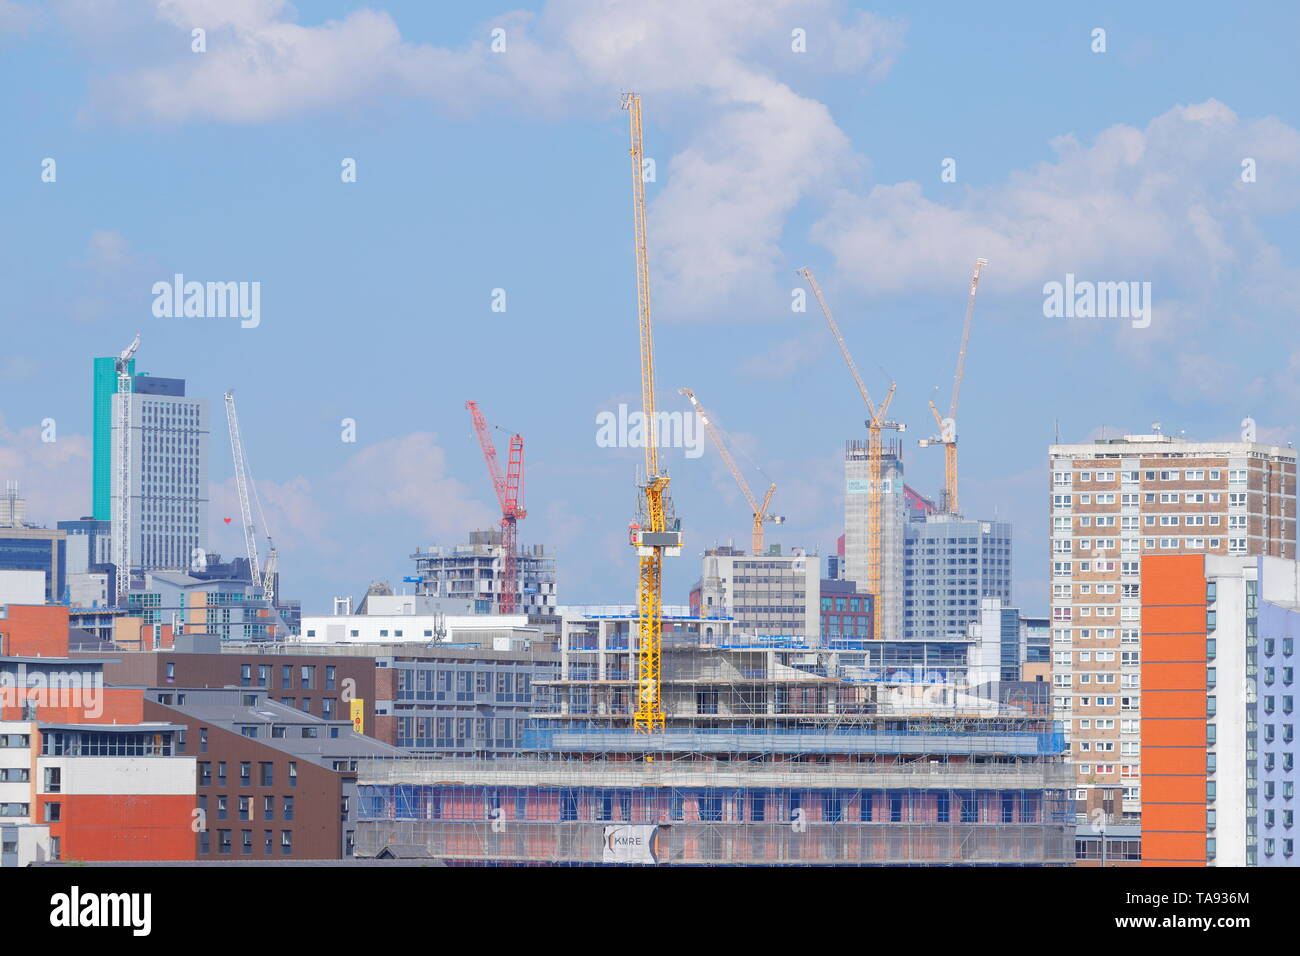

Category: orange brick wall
[1140, 553, 1207, 866]
[41, 794, 196, 861]
[0, 605, 70, 657]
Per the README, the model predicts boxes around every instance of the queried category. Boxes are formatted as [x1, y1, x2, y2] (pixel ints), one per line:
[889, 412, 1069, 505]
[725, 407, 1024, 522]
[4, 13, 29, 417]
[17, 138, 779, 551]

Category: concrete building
[692, 546, 820, 640]
[411, 530, 557, 615]
[110, 372, 209, 582]
[354, 610, 1073, 865]
[844, 441, 906, 640]
[299, 610, 540, 648]
[1048, 432, 1297, 827]
[904, 515, 1013, 640]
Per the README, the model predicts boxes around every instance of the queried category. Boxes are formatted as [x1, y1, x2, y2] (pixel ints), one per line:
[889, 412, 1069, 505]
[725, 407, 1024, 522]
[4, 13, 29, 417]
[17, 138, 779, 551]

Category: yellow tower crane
[798, 267, 901, 641]
[622, 93, 681, 734]
[920, 258, 988, 515]
[680, 387, 785, 556]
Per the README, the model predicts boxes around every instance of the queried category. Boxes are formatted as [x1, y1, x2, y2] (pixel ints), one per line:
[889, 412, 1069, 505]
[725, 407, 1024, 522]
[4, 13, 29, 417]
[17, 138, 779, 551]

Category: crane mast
[224, 391, 261, 588]
[622, 92, 680, 734]
[112, 333, 140, 607]
[224, 390, 278, 618]
[798, 268, 900, 641]
[466, 401, 526, 615]
[922, 257, 988, 515]
[680, 387, 784, 556]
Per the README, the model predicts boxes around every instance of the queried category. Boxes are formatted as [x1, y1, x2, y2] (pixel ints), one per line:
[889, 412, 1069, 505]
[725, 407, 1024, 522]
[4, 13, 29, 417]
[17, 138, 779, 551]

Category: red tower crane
[465, 401, 526, 615]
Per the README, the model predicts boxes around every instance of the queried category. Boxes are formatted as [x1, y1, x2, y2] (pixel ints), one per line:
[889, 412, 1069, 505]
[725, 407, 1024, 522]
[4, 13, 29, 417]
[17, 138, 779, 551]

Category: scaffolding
[352, 612, 1073, 866]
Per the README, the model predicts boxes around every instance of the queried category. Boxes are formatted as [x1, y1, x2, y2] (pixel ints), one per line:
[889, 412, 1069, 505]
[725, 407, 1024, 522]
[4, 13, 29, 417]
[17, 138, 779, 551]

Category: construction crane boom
[798, 268, 900, 641]
[112, 334, 141, 606]
[922, 257, 988, 515]
[680, 387, 784, 556]
[224, 390, 279, 616]
[466, 401, 526, 615]
[224, 391, 262, 588]
[622, 92, 680, 734]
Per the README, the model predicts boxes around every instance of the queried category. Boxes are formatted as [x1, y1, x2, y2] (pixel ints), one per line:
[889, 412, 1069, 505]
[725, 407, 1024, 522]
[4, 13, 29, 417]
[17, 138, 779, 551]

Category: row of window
[198, 760, 298, 788]
[200, 829, 295, 856]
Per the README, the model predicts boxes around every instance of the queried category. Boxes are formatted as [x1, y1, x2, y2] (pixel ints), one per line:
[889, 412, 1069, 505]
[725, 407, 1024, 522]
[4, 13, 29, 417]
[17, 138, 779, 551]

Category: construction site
[346, 95, 1068, 866]
[353, 608, 1073, 865]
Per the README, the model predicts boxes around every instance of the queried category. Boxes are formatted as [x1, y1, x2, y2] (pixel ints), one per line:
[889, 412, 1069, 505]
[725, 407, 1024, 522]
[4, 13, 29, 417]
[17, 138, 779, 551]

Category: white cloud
[811, 100, 1300, 302]
[0, 417, 93, 525]
[336, 432, 497, 538]
[75, 0, 901, 317]
[65, 229, 159, 324]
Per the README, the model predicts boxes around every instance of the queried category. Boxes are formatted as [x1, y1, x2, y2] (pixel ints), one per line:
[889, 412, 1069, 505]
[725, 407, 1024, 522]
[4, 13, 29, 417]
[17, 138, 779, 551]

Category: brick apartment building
[143, 687, 400, 859]
[1, 604, 195, 865]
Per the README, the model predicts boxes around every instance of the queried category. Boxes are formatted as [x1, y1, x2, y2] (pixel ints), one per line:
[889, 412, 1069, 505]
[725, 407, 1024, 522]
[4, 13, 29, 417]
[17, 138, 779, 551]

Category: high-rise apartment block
[844, 442, 905, 639]
[1048, 432, 1296, 826]
[845, 442, 1013, 642]
[411, 530, 556, 614]
[110, 374, 209, 579]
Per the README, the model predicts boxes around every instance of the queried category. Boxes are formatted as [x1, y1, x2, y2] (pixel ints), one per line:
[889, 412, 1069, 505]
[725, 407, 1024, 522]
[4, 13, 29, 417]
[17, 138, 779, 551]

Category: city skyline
[2, 1, 1299, 617]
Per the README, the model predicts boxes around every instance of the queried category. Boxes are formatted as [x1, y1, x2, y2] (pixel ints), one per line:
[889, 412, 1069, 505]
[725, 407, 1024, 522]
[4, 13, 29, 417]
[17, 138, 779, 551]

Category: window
[260, 762, 273, 787]
[288, 762, 297, 788]
[283, 796, 294, 821]
[218, 829, 232, 855]
[281, 830, 292, 856]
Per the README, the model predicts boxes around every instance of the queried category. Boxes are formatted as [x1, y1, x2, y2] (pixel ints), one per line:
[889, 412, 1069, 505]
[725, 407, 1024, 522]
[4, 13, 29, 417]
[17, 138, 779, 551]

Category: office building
[91, 355, 134, 522]
[692, 546, 820, 640]
[0, 527, 66, 604]
[1048, 432, 1296, 826]
[904, 515, 1013, 640]
[110, 372, 209, 581]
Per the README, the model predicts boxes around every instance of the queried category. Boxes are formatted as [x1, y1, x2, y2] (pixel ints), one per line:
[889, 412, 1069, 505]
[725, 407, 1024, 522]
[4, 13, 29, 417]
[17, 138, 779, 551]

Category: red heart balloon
[224, 518, 232, 524]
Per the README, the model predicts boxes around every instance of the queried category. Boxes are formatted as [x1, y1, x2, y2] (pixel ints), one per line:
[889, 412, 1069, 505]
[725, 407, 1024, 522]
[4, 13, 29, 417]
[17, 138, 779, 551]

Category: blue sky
[1, 0, 1298, 614]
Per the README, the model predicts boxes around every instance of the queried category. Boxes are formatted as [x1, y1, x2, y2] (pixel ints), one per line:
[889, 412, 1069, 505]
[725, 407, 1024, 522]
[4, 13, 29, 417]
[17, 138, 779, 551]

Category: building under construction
[354, 611, 1073, 865]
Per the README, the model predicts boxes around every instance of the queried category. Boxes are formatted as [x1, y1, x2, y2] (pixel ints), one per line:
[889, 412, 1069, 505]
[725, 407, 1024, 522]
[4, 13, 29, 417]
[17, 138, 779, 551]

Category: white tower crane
[112, 333, 140, 607]
[223, 390, 277, 609]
